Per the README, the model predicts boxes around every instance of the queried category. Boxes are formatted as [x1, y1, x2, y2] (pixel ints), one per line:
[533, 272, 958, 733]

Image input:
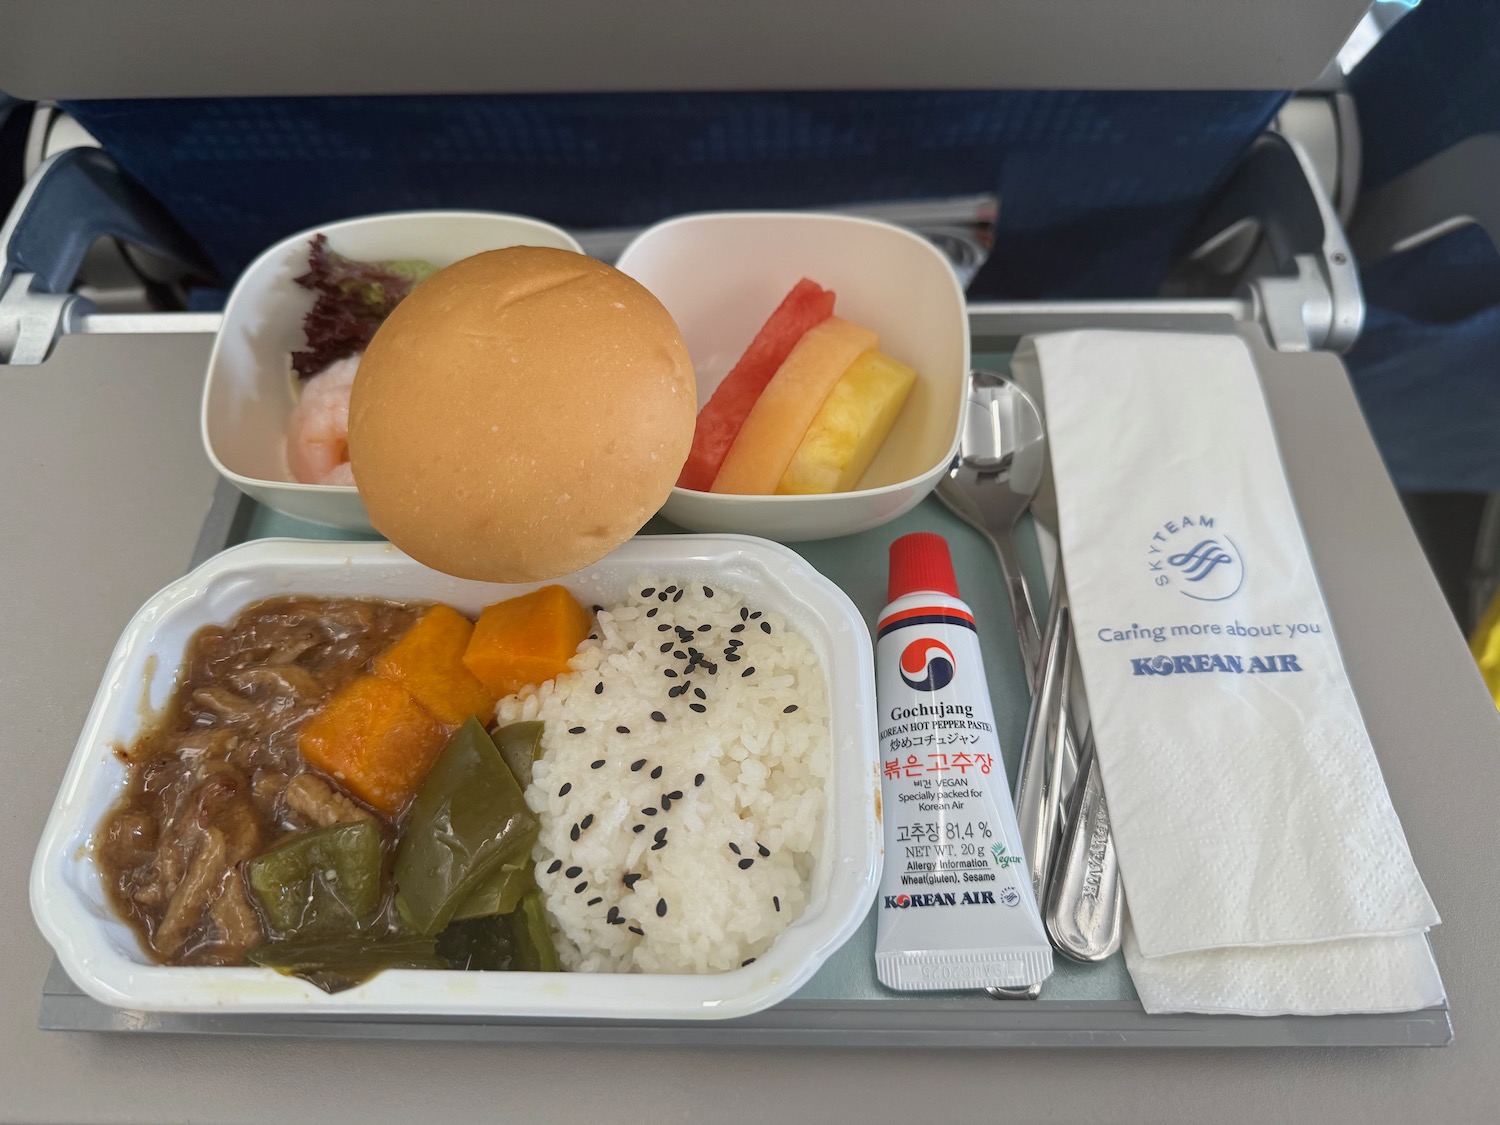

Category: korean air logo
[899, 638, 956, 692]
[1147, 514, 1245, 602]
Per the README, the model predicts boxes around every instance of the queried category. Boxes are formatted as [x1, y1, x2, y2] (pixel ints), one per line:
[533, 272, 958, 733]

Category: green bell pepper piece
[393, 717, 539, 936]
[247, 932, 444, 993]
[246, 821, 382, 936]
[450, 859, 533, 922]
[491, 720, 545, 790]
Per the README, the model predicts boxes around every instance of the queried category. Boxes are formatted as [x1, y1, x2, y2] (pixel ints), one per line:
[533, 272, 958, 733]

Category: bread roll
[348, 247, 695, 582]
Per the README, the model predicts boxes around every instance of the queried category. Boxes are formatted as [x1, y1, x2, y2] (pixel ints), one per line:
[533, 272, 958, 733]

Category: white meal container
[30, 536, 881, 1020]
[615, 211, 971, 542]
[201, 211, 582, 531]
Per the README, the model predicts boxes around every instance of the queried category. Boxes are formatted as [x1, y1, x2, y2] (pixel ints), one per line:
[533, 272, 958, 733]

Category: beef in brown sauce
[98, 595, 419, 966]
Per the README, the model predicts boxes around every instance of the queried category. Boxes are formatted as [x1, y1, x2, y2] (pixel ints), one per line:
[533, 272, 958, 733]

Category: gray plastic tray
[38, 469, 1452, 1048]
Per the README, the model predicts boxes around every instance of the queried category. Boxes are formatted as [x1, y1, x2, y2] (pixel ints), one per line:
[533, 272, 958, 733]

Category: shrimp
[286, 354, 360, 485]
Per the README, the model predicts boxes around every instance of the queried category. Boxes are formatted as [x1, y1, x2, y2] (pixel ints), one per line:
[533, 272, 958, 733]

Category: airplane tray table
[33, 334, 1454, 1049]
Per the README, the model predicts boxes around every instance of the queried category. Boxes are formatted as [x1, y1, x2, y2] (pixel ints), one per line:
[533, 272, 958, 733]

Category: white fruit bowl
[615, 212, 970, 543]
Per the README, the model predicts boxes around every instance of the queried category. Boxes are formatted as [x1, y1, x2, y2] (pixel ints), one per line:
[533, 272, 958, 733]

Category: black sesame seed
[742, 957, 756, 966]
[740, 608, 750, 621]
[667, 790, 683, 800]
[587, 896, 603, 906]
[633, 824, 646, 833]
[574, 881, 588, 893]
[660, 642, 673, 653]
[761, 621, 772, 634]
[774, 896, 781, 912]
[738, 858, 754, 870]
[661, 796, 672, 811]
[656, 898, 668, 917]
[694, 687, 707, 700]
[665, 585, 677, 594]
[547, 860, 562, 874]
[643, 807, 658, 816]
[607, 906, 622, 923]
[697, 623, 712, 633]
[731, 623, 745, 634]
[725, 653, 741, 663]
[623, 872, 641, 889]
[616, 725, 630, 734]
[673, 650, 687, 660]
[750, 611, 762, 620]
[729, 843, 742, 856]
[647, 607, 659, 618]
[704, 586, 714, 598]
[757, 843, 770, 857]
[581, 813, 595, 830]
[651, 765, 663, 779]
[654, 827, 668, 841]
[657, 623, 671, 632]
[704, 661, 719, 674]
[631, 758, 647, 772]
[663, 668, 678, 678]
[569, 725, 586, 734]
[742, 667, 756, 678]
[651, 710, 666, 723]
[566, 865, 582, 879]
[594, 681, 605, 695]
[651, 840, 666, 851]
[668, 684, 686, 698]
[629, 926, 645, 936]
[694, 773, 705, 787]
[690, 703, 707, 713]
[673, 589, 684, 602]
[729, 639, 744, 648]
[592, 759, 606, 769]
[570, 824, 581, 841]
[783, 704, 799, 714]
[658, 592, 668, 602]
[558, 782, 572, 796]
[641, 588, 656, 598]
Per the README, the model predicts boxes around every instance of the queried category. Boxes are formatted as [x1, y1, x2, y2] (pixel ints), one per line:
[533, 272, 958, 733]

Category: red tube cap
[888, 532, 961, 602]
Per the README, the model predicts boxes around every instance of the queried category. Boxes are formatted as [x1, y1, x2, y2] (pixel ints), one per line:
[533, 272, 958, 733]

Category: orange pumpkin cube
[373, 604, 497, 725]
[298, 675, 450, 815]
[462, 585, 593, 696]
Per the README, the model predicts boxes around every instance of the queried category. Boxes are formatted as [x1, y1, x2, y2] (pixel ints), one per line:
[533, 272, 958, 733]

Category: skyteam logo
[1147, 514, 1245, 601]
[899, 638, 956, 692]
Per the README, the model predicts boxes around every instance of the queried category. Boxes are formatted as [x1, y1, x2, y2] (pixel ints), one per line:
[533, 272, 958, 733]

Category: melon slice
[710, 317, 878, 495]
[776, 351, 917, 495]
[677, 279, 836, 491]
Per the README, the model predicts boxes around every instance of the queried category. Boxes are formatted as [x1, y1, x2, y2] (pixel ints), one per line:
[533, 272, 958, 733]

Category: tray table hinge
[1172, 130, 1364, 354]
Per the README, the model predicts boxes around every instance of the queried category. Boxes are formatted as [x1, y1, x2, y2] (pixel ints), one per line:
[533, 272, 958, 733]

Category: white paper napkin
[1014, 330, 1443, 1015]
[1121, 922, 1444, 1017]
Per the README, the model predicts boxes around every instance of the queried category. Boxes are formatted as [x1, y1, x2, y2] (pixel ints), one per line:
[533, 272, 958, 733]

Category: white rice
[495, 578, 829, 973]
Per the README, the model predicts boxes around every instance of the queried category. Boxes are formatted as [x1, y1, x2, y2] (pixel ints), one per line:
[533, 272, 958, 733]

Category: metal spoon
[935, 370, 1049, 681]
[936, 371, 1077, 832]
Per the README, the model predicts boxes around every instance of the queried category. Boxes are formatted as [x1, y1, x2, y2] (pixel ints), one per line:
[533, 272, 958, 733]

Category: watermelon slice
[676, 278, 836, 491]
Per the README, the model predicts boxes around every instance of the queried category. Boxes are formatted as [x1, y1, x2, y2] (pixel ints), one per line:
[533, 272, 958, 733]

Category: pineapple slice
[776, 351, 917, 495]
